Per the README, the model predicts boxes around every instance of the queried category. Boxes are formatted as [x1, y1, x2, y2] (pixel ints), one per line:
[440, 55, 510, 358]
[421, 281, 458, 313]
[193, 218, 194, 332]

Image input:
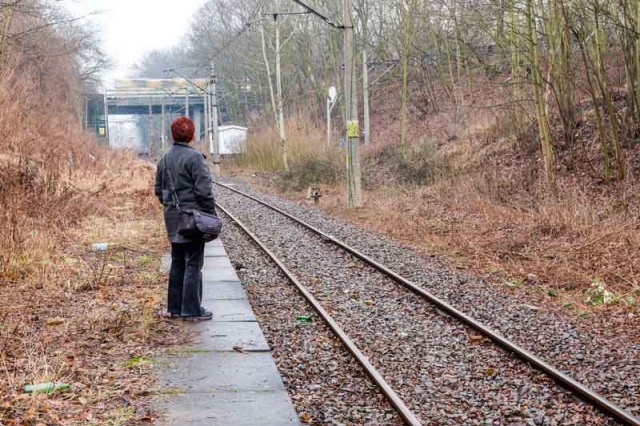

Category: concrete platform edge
[154, 239, 301, 426]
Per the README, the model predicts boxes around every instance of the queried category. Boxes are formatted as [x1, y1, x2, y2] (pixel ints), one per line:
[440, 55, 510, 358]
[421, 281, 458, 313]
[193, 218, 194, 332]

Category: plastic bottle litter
[91, 243, 109, 252]
[296, 316, 313, 323]
[24, 382, 70, 394]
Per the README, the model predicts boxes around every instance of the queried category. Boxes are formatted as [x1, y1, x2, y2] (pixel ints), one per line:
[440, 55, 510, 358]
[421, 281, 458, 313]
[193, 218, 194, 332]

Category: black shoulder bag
[163, 156, 222, 242]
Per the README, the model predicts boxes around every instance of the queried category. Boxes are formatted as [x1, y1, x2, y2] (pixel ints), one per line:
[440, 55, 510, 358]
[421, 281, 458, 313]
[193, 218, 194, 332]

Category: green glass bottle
[24, 382, 70, 394]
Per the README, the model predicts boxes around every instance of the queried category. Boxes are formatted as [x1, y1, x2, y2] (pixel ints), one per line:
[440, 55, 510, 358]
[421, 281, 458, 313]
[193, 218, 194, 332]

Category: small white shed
[218, 125, 247, 155]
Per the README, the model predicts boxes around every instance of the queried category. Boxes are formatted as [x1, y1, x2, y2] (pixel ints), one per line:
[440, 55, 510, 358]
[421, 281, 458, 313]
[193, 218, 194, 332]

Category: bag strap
[162, 155, 181, 213]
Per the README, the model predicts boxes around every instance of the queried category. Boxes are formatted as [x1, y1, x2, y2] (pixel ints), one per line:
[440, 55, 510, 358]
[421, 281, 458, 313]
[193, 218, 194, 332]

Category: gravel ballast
[216, 181, 636, 425]
[221, 222, 404, 425]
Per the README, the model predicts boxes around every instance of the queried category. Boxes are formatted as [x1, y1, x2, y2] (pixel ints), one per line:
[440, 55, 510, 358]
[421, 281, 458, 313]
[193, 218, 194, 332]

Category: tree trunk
[399, 0, 414, 156]
[0, 2, 15, 59]
[509, 0, 523, 133]
[260, 17, 279, 131]
[275, 12, 288, 172]
[576, 29, 611, 181]
[593, 14, 624, 180]
[527, 0, 555, 185]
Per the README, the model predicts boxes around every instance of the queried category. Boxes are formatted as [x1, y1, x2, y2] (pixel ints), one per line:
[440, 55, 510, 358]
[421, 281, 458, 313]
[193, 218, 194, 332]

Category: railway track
[214, 180, 639, 426]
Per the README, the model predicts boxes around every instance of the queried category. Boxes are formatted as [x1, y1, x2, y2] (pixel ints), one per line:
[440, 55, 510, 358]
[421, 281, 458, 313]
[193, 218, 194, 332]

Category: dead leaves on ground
[0, 211, 182, 424]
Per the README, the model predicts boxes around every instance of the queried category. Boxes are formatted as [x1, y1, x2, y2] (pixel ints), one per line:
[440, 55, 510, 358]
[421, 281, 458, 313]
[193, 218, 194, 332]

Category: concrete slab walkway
[155, 240, 301, 426]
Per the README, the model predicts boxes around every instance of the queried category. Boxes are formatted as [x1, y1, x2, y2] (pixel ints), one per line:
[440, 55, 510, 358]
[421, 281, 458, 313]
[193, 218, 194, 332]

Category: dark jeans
[168, 242, 205, 317]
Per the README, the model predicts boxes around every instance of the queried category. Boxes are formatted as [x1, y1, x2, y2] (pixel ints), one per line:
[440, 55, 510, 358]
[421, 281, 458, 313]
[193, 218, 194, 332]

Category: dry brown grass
[0, 148, 181, 424]
[0, 36, 181, 424]
[233, 113, 343, 174]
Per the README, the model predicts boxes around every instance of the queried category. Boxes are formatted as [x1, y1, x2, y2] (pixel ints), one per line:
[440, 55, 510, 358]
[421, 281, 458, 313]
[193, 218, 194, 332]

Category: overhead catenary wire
[290, 0, 345, 30]
[186, 0, 267, 78]
[177, 0, 344, 100]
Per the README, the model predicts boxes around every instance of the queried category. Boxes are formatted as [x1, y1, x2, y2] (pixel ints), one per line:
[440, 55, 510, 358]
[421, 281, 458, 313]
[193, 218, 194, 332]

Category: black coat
[154, 143, 216, 243]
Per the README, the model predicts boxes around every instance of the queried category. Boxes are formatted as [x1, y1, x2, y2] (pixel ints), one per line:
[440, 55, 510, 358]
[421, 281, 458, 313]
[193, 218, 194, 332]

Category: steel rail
[214, 180, 640, 426]
[215, 203, 423, 426]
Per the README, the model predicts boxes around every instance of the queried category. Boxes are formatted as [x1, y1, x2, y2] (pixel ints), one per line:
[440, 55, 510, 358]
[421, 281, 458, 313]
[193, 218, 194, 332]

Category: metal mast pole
[84, 96, 89, 130]
[103, 93, 110, 144]
[344, 0, 362, 207]
[205, 81, 210, 146]
[210, 61, 220, 175]
[363, 49, 371, 147]
[161, 98, 166, 152]
[148, 99, 154, 157]
[327, 97, 331, 145]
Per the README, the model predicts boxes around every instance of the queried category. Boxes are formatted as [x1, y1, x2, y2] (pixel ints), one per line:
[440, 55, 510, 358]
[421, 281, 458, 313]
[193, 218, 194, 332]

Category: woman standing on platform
[154, 117, 216, 322]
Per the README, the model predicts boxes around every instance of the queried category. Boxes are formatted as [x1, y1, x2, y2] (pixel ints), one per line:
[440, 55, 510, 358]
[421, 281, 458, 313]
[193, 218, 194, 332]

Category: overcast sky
[61, 0, 207, 88]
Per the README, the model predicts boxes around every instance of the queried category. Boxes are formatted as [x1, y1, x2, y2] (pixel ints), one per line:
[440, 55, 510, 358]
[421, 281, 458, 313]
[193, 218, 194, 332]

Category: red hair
[171, 117, 195, 143]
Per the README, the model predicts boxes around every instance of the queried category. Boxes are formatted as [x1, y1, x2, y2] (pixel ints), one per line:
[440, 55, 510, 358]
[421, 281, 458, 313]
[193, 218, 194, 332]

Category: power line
[182, 0, 342, 79]
[187, 0, 266, 78]
[290, 0, 344, 30]
[263, 11, 311, 17]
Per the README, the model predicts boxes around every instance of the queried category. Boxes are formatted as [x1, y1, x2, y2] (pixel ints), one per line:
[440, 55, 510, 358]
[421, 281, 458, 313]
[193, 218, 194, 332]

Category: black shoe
[182, 309, 213, 322]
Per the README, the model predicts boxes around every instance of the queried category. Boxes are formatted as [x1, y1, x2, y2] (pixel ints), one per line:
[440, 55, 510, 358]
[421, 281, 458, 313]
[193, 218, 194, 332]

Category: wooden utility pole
[344, 0, 362, 207]
[363, 49, 370, 146]
[210, 61, 220, 175]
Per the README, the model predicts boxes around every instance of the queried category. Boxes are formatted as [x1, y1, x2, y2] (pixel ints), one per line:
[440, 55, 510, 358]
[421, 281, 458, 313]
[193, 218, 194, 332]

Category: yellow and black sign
[347, 121, 359, 138]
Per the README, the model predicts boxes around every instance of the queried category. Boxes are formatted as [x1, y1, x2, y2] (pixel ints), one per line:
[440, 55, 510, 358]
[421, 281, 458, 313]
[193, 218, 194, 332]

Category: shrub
[363, 138, 454, 188]
[277, 156, 343, 192]
[233, 114, 344, 190]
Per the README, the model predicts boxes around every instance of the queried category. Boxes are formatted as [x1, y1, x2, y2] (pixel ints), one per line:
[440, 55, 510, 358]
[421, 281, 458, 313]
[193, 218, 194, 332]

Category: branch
[7, 12, 101, 41]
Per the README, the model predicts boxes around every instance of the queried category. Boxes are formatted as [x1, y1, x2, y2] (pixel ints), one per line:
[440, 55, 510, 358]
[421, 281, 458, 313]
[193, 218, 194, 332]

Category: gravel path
[221, 222, 404, 426]
[216, 182, 632, 425]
